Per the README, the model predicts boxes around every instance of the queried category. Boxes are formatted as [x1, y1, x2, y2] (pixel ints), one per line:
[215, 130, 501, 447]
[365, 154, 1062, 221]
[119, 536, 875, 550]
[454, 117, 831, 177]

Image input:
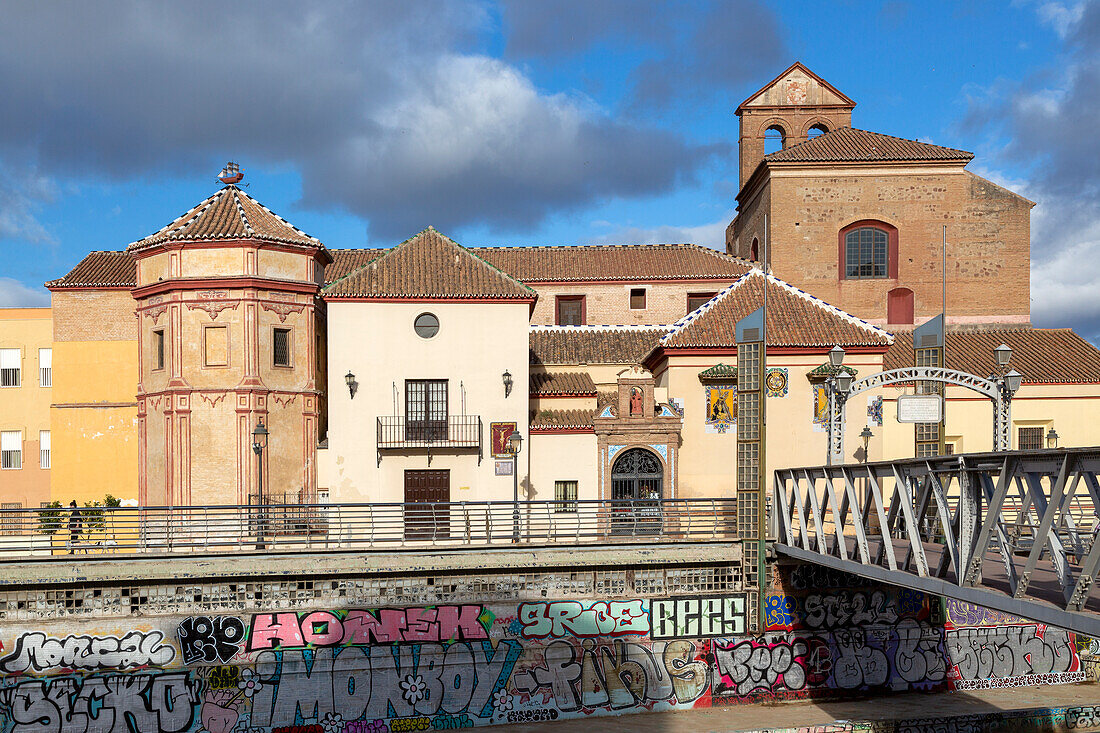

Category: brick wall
[732, 166, 1032, 324]
[529, 281, 740, 326]
[52, 291, 137, 341]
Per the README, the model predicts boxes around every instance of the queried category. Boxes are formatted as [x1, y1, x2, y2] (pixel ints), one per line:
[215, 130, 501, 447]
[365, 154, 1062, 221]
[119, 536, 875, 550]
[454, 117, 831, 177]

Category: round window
[414, 313, 439, 339]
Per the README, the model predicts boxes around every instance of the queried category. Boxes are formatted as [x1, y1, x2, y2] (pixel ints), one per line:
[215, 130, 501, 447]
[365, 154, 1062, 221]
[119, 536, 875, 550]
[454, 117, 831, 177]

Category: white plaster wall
[529, 432, 598, 502]
[324, 300, 530, 502]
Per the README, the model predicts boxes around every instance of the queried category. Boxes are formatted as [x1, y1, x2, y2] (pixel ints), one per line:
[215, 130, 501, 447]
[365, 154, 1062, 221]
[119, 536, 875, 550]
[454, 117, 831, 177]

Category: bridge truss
[772, 447, 1100, 636]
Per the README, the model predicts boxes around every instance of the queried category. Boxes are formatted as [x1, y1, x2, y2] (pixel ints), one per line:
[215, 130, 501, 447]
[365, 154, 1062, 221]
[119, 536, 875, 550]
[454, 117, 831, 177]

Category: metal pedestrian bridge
[772, 447, 1100, 636]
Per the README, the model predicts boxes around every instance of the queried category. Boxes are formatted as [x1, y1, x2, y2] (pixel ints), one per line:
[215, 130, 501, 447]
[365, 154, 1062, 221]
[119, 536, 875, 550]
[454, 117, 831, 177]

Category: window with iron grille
[39, 430, 50, 469]
[1, 431, 21, 470]
[554, 480, 578, 512]
[152, 330, 165, 371]
[38, 348, 51, 387]
[556, 296, 585, 326]
[1018, 426, 1043, 450]
[0, 348, 20, 387]
[273, 328, 291, 367]
[405, 380, 448, 441]
[629, 288, 646, 310]
[0, 503, 21, 535]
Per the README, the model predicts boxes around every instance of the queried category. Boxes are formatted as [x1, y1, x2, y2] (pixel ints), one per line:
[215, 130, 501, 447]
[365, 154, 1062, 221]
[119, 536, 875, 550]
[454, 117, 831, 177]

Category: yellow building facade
[0, 308, 53, 512]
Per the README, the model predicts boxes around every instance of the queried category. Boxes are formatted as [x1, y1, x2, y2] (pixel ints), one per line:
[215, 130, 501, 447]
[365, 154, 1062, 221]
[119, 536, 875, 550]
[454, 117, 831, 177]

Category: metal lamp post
[507, 430, 523, 542]
[252, 419, 268, 549]
[1046, 427, 1060, 449]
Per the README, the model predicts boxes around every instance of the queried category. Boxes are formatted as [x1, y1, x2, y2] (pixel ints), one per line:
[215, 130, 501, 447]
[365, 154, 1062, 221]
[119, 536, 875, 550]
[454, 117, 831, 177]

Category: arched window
[763, 126, 786, 155]
[838, 221, 898, 280]
[750, 237, 759, 261]
[807, 124, 828, 139]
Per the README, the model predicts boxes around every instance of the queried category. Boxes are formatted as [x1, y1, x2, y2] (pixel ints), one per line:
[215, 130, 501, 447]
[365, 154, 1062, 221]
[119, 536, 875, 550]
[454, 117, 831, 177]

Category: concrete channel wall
[0, 544, 1094, 732]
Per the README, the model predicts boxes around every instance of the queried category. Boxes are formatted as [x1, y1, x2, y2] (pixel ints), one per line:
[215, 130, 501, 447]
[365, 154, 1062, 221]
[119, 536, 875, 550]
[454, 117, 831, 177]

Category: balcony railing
[0, 498, 738, 557]
[377, 415, 482, 464]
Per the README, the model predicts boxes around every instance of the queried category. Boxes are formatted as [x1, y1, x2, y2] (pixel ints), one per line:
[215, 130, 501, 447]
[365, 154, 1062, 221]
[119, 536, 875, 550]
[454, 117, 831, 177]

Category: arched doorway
[611, 448, 663, 501]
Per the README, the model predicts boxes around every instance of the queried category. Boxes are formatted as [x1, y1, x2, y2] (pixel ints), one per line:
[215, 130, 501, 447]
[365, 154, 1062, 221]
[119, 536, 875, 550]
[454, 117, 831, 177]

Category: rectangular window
[629, 288, 646, 310]
[554, 480, 578, 512]
[555, 296, 585, 326]
[405, 379, 448, 441]
[1, 431, 21, 470]
[0, 503, 21, 536]
[204, 326, 229, 367]
[0, 348, 20, 387]
[39, 430, 50, 469]
[38, 348, 51, 387]
[153, 330, 165, 371]
[1018, 426, 1044, 450]
[273, 328, 291, 367]
[687, 292, 717, 314]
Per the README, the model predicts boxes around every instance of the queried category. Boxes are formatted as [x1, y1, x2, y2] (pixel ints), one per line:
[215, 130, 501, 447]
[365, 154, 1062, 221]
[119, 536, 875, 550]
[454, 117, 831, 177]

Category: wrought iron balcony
[376, 415, 482, 463]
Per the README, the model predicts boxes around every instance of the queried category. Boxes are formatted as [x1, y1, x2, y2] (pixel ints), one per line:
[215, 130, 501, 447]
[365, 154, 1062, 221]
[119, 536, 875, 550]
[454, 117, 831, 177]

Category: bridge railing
[772, 447, 1100, 618]
[0, 498, 738, 558]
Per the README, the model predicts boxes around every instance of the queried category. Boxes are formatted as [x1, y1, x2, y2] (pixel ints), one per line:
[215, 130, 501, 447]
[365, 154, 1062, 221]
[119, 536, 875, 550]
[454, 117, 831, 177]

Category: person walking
[67, 500, 82, 553]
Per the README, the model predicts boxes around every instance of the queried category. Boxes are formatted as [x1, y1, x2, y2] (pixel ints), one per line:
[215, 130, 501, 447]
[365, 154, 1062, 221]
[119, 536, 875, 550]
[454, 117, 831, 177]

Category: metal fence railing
[0, 498, 738, 558]
[377, 415, 482, 449]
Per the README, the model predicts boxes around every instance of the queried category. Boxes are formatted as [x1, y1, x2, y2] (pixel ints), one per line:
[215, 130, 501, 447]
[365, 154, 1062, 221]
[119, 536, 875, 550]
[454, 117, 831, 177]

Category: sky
[0, 1, 1098, 341]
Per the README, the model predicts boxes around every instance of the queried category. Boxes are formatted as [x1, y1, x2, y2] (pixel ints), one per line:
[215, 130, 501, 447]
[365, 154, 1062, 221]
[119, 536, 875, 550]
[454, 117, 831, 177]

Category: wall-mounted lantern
[502, 370, 513, 398]
[345, 371, 357, 399]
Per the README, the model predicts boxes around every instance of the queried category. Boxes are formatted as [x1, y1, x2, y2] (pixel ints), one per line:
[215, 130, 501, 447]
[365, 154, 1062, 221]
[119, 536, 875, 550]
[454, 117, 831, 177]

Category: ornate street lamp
[252, 419, 269, 549]
[345, 371, 357, 399]
[829, 345, 846, 369]
[502, 370, 514, 398]
[860, 426, 874, 460]
[507, 430, 523, 542]
[1046, 427, 1060, 449]
[994, 343, 1012, 368]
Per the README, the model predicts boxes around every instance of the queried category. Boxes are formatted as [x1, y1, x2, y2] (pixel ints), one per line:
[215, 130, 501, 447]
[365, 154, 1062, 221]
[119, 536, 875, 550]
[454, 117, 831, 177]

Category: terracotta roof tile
[324, 228, 536, 300]
[765, 127, 973, 164]
[326, 249, 387, 285]
[530, 372, 597, 396]
[886, 328, 1100, 385]
[530, 326, 671, 366]
[129, 185, 323, 251]
[530, 408, 595, 431]
[46, 251, 136, 289]
[661, 270, 893, 349]
[470, 244, 751, 282]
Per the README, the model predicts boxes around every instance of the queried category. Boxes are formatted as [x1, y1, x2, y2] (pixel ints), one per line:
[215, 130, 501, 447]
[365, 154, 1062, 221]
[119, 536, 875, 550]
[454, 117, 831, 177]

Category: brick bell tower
[130, 164, 332, 506]
[736, 62, 856, 189]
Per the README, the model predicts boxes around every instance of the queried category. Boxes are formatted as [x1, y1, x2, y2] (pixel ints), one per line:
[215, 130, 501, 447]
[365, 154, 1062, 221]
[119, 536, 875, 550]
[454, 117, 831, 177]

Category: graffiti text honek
[518, 601, 647, 639]
[248, 606, 488, 651]
[651, 596, 746, 639]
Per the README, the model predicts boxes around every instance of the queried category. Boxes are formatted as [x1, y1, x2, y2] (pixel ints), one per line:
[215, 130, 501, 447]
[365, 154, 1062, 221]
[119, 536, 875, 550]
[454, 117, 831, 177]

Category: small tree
[36, 501, 63, 537]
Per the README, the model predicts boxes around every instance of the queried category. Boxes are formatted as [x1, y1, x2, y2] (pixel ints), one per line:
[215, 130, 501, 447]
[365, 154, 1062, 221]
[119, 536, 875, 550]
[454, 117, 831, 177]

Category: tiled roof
[470, 244, 752, 282]
[326, 249, 387, 285]
[764, 127, 973, 164]
[324, 228, 537, 301]
[530, 372, 597, 396]
[886, 328, 1100, 385]
[46, 251, 136, 289]
[698, 363, 738, 382]
[530, 326, 671, 366]
[129, 185, 323, 251]
[47, 242, 749, 291]
[660, 269, 893, 349]
[530, 408, 595, 431]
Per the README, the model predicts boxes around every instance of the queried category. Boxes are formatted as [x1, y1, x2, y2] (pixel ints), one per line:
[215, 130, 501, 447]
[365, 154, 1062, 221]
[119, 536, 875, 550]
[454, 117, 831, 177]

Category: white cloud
[590, 215, 733, 249]
[0, 169, 57, 245]
[0, 278, 50, 307]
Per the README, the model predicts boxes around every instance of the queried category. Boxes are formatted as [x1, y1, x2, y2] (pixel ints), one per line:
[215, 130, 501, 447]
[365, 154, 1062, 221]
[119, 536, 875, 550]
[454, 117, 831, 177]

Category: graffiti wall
[0, 572, 1086, 732]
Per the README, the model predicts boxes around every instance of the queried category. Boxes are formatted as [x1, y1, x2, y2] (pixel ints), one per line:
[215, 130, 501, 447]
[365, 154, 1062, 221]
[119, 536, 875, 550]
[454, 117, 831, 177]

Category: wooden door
[403, 469, 450, 540]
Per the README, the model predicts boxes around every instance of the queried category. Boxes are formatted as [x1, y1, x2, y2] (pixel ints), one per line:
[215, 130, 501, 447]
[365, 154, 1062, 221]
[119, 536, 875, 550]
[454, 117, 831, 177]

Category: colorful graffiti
[0, 582, 1086, 731]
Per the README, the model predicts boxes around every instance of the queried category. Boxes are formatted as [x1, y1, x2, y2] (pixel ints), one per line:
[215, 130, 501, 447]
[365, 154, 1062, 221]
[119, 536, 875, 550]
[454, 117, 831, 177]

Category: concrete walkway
[496, 682, 1100, 732]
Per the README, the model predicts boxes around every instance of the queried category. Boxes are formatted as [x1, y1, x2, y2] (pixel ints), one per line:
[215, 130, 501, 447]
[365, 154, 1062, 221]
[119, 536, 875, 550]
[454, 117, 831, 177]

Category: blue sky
[1, 1, 1098, 340]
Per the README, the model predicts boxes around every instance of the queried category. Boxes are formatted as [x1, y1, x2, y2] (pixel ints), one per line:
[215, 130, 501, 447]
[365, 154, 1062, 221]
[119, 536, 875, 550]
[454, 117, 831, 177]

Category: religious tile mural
[705, 385, 736, 434]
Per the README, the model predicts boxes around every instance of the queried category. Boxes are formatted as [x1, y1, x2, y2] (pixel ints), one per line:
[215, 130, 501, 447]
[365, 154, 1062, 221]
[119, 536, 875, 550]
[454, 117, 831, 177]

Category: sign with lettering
[495, 460, 513, 476]
[897, 394, 943, 423]
[651, 595, 747, 639]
